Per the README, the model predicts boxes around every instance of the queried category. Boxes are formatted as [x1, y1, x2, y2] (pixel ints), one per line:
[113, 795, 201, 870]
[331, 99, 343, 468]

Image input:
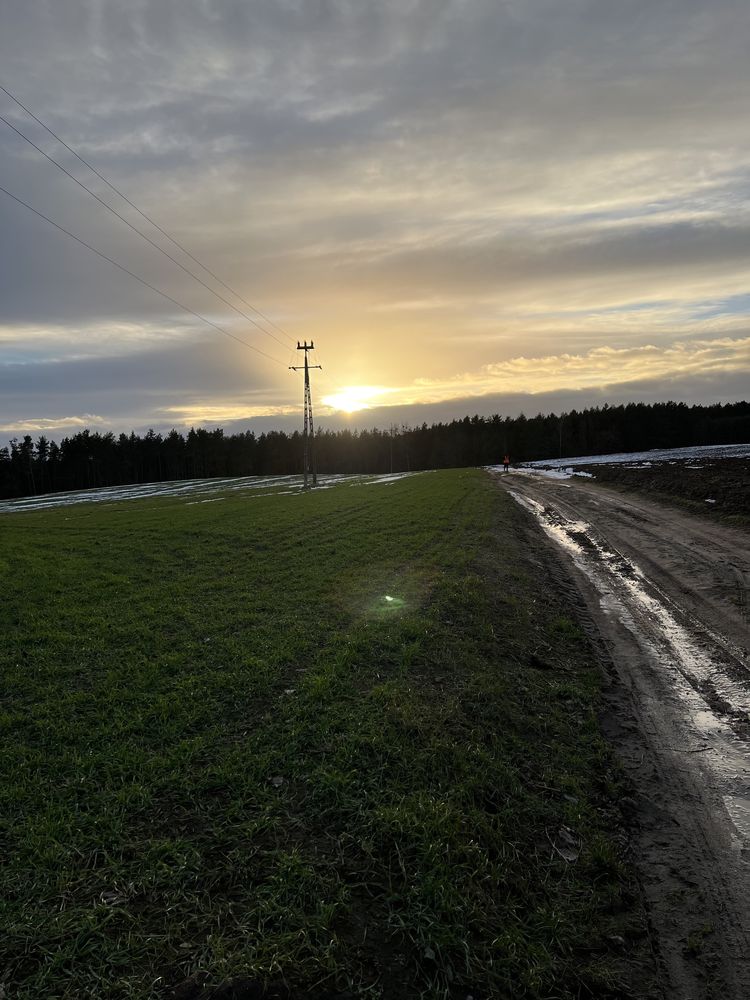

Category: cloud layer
[1, 0, 749, 442]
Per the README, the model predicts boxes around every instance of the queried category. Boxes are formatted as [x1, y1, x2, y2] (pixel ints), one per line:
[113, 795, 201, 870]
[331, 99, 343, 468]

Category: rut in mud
[496, 469, 750, 1000]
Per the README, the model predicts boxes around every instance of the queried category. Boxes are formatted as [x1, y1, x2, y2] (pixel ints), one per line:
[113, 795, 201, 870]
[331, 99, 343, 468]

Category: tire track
[497, 470, 750, 999]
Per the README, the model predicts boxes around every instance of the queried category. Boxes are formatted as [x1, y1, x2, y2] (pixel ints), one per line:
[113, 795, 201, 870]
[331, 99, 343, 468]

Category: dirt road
[496, 469, 750, 999]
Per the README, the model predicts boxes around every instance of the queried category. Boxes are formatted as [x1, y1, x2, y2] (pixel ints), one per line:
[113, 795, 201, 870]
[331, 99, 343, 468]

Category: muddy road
[497, 469, 750, 999]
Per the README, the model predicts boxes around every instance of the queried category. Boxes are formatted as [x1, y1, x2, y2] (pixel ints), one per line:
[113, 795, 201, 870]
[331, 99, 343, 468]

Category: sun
[321, 385, 391, 413]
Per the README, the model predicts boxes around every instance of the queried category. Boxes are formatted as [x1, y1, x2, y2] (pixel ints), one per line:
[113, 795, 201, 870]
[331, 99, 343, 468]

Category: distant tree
[1, 399, 749, 500]
[35, 436, 49, 493]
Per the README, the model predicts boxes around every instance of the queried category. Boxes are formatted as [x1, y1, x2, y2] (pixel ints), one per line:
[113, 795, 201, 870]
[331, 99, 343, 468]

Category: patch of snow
[361, 472, 419, 485]
[506, 466, 594, 481]
[0, 471, 425, 514]
[523, 441, 750, 472]
[538, 468, 575, 480]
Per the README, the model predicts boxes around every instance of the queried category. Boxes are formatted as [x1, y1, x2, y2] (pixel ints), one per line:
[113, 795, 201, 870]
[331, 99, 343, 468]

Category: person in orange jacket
[503, 454, 510, 472]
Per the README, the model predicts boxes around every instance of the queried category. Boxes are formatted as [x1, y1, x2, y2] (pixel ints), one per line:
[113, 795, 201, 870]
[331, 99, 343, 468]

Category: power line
[0, 110, 292, 353]
[0, 83, 297, 348]
[0, 182, 286, 368]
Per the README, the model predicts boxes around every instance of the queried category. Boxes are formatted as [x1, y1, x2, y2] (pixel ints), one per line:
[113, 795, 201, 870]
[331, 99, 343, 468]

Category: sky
[1, 0, 749, 443]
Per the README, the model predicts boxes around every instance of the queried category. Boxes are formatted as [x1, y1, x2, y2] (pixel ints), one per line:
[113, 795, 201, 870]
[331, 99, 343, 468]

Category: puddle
[511, 490, 750, 722]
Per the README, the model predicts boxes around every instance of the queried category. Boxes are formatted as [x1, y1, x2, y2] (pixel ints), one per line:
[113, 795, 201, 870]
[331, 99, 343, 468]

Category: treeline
[2, 400, 749, 500]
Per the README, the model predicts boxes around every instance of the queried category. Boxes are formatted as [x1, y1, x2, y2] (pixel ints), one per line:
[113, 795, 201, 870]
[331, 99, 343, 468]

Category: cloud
[1, 414, 107, 435]
[158, 402, 298, 424]
[0, 0, 748, 438]
[320, 336, 750, 411]
[0, 333, 294, 442]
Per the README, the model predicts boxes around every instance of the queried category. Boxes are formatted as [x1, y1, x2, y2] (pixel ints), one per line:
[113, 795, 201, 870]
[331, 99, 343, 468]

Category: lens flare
[380, 594, 405, 610]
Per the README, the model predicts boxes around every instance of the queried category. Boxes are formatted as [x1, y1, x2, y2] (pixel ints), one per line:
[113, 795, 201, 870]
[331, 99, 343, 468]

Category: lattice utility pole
[289, 341, 322, 488]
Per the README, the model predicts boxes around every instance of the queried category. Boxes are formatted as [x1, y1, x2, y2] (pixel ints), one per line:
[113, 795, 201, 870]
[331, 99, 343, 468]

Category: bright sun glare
[321, 385, 391, 413]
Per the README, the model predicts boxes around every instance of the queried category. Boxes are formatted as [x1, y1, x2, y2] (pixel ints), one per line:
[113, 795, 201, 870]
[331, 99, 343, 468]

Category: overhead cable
[0, 182, 286, 368]
[0, 111, 292, 352]
[0, 83, 296, 348]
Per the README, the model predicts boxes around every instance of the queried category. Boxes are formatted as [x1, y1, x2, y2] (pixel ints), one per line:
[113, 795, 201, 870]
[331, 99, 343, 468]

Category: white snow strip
[360, 472, 420, 485]
[0, 471, 425, 513]
[523, 441, 750, 471]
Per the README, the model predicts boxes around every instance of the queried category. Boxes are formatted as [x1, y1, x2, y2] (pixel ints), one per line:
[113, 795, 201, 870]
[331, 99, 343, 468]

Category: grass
[1, 469, 649, 998]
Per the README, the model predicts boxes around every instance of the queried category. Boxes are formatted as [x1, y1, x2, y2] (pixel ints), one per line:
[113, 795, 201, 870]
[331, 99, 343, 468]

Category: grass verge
[2, 469, 651, 998]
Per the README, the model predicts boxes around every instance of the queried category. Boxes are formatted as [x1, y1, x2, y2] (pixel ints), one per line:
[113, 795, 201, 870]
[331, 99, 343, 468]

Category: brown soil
[498, 469, 750, 999]
[580, 457, 750, 524]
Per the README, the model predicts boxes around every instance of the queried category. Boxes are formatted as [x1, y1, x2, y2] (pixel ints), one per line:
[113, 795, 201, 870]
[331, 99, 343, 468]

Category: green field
[2, 470, 648, 999]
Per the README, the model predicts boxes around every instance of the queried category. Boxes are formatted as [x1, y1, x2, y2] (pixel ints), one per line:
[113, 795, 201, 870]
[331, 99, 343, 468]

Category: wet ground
[495, 468, 750, 999]
[574, 457, 750, 523]
[522, 442, 750, 524]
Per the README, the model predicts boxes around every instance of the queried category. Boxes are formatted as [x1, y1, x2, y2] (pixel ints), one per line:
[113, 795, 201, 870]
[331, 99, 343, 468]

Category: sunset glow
[0, 2, 748, 440]
[322, 386, 393, 414]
